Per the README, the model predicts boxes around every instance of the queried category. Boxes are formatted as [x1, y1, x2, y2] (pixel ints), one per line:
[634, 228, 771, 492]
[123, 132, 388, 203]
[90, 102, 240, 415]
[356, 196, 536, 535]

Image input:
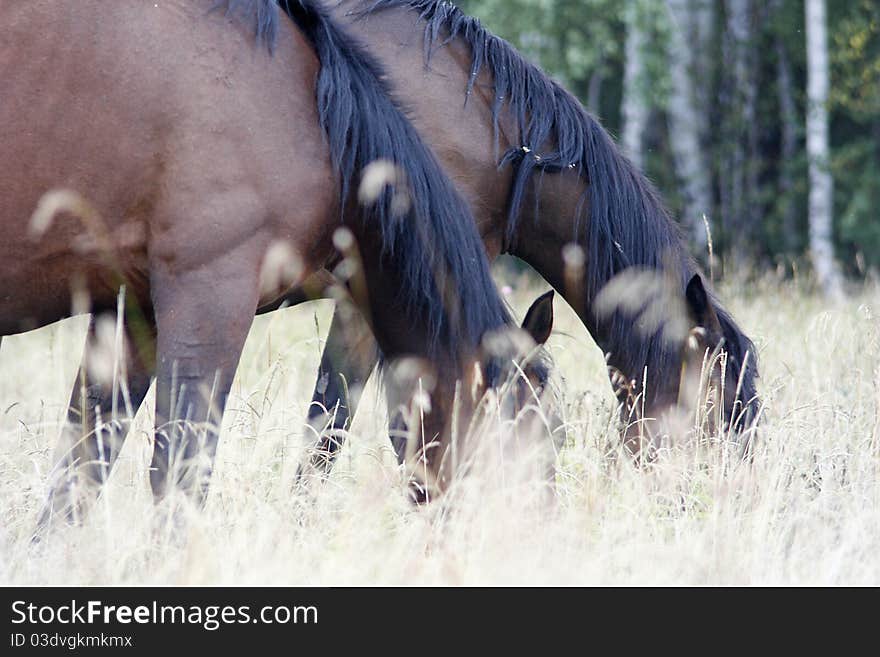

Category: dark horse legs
[296, 293, 379, 482]
[37, 242, 264, 534]
[35, 314, 155, 534]
[147, 255, 260, 504]
[254, 271, 381, 481]
[296, 282, 558, 484]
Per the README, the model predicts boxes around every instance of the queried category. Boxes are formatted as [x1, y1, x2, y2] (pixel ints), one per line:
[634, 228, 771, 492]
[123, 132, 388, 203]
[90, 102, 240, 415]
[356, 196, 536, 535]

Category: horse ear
[685, 274, 720, 330]
[521, 290, 554, 345]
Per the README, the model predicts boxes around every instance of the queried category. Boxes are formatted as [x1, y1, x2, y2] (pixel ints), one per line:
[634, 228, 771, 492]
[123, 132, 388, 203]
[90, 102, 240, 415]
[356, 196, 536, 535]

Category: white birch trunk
[805, 0, 844, 298]
[666, 0, 712, 252]
[621, 5, 648, 170]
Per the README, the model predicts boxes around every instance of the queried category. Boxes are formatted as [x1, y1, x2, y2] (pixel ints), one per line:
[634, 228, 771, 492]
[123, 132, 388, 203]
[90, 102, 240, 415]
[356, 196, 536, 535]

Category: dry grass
[1, 271, 878, 585]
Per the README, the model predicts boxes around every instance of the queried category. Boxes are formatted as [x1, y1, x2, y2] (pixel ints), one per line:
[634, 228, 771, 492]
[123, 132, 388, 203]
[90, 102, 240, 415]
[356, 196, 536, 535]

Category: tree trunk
[692, 0, 715, 111]
[621, 4, 648, 169]
[775, 31, 800, 254]
[805, 0, 844, 298]
[666, 0, 712, 253]
[720, 0, 759, 264]
[587, 67, 604, 118]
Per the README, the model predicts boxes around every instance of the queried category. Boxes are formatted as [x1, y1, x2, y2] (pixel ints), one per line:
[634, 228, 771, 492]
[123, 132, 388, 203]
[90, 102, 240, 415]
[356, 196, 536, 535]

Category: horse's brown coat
[294, 0, 759, 471]
[1, 0, 543, 528]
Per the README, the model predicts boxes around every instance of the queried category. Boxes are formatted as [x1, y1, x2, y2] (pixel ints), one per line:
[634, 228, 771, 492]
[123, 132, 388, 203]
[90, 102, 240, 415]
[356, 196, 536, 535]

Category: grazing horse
[287, 0, 761, 476]
[0, 0, 551, 530]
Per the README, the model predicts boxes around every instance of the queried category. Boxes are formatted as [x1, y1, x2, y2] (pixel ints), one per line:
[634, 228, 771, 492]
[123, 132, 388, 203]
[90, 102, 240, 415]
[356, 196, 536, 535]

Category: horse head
[393, 290, 560, 502]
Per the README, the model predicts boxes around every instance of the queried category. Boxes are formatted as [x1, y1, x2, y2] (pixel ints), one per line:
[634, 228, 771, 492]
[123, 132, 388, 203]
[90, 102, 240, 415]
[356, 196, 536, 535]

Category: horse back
[0, 0, 335, 334]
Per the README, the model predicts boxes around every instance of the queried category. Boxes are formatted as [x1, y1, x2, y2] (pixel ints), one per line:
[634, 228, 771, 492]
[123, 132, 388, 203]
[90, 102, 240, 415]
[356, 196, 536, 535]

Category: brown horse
[0, 0, 552, 530]
[285, 0, 762, 477]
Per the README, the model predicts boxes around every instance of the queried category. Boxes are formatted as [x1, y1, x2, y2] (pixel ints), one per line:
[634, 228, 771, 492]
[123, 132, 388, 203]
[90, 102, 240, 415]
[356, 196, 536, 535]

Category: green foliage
[830, 0, 880, 271]
[457, 0, 879, 276]
[458, 0, 626, 126]
[831, 0, 880, 119]
[835, 137, 880, 272]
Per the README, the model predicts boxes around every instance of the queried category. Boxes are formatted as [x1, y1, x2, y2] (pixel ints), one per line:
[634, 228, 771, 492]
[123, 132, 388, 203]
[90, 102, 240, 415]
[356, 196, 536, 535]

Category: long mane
[354, 0, 758, 411]
[220, 0, 515, 354]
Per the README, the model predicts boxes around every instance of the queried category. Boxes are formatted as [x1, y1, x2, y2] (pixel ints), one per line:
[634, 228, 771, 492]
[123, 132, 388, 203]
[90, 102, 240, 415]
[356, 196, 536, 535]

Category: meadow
[1, 266, 878, 585]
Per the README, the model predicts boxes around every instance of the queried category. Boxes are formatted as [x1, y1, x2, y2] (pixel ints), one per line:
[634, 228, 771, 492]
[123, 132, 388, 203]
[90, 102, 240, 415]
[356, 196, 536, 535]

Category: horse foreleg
[296, 295, 379, 483]
[35, 315, 156, 536]
[148, 261, 258, 507]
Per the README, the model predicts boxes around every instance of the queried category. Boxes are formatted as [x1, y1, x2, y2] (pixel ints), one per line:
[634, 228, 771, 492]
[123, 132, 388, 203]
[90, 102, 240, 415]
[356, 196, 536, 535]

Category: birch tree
[720, 0, 759, 262]
[665, 0, 713, 252]
[621, 3, 648, 169]
[805, 0, 844, 297]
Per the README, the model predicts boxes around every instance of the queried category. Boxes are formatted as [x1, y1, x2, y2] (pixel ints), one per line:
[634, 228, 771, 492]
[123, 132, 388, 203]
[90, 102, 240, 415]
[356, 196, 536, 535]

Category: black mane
[221, 0, 516, 355]
[353, 0, 758, 412]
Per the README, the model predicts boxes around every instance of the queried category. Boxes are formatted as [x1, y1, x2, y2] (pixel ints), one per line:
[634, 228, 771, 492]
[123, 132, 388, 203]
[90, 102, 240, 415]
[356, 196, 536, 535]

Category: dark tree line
[458, 0, 879, 293]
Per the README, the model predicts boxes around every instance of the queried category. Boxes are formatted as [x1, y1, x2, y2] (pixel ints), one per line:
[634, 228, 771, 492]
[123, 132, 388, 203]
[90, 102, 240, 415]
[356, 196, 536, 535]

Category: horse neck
[508, 168, 595, 316]
[327, 0, 513, 255]
[330, 0, 686, 405]
[510, 170, 682, 409]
